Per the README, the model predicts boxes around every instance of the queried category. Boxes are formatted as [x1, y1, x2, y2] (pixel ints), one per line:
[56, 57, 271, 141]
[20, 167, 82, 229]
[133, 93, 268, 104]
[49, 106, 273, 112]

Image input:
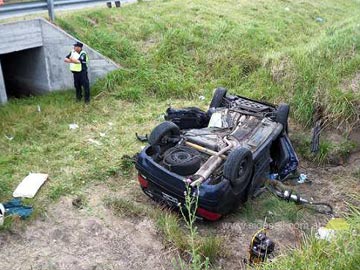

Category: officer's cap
[73, 41, 83, 48]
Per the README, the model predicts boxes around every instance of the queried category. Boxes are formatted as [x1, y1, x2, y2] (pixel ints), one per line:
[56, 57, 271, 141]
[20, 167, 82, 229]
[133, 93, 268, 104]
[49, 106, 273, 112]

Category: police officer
[64, 42, 90, 103]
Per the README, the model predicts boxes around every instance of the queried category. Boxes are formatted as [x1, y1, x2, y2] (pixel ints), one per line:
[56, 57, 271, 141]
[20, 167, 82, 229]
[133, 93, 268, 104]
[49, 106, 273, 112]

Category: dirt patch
[341, 71, 360, 94]
[0, 184, 174, 270]
[140, 38, 158, 53]
[268, 56, 296, 91]
[349, 127, 360, 148]
[1, 151, 359, 270]
[204, 220, 303, 269]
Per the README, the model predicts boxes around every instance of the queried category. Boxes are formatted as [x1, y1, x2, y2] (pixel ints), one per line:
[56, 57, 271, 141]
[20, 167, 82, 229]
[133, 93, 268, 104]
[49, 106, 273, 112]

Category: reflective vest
[69, 51, 88, 72]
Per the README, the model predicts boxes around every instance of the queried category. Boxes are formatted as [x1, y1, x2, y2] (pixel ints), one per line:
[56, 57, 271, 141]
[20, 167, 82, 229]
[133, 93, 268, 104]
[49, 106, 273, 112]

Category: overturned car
[136, 88, 298, 220]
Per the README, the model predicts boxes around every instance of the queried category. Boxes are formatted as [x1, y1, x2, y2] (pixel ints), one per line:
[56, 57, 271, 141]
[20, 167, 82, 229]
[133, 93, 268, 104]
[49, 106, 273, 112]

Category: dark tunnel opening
[0, 46, 46, 99]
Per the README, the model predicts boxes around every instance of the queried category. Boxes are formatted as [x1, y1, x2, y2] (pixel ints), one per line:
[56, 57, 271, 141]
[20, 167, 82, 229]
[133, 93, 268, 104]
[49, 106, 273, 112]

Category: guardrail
[0, 0, 110, 21]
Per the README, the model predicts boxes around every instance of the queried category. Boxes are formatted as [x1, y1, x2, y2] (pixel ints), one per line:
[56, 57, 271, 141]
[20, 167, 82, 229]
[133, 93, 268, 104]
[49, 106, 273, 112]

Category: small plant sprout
[179, 183, 210, 270]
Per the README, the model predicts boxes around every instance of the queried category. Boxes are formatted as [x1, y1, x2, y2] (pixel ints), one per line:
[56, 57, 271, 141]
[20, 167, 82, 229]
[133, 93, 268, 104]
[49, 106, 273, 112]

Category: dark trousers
[73, 71, 90, 103]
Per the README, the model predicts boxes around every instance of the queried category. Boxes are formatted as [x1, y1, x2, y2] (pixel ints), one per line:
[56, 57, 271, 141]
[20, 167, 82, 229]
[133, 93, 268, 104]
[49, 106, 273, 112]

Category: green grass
[0, 90, 185, 205]
[156, 211, 223, 264]
[56, 0, 360, 128]
[291, 131, 356, 165]
[259, 203, 360, 270]
[1, 0, 360, 268]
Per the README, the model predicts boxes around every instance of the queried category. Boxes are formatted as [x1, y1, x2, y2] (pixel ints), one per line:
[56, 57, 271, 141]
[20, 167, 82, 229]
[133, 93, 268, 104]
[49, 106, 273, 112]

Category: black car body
[136, 88, 298, 220]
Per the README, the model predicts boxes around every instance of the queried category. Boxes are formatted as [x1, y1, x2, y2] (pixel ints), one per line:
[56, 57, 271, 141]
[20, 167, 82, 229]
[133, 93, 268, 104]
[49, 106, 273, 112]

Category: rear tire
[163, 146, 201, 176]
[276, 103, 290, 133]
[223, 147, 253, 194]
[209, 87, 227, 108]
[148, 121, 180, 146]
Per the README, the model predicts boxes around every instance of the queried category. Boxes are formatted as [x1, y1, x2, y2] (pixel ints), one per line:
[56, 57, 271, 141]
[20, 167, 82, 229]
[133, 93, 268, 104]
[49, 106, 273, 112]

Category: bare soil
[0, 152, 359, 270]
[0, 185, 174, 270]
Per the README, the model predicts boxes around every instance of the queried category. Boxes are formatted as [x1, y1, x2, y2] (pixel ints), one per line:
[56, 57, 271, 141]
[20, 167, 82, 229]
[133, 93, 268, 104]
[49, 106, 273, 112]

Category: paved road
[0, 0, 137, 20]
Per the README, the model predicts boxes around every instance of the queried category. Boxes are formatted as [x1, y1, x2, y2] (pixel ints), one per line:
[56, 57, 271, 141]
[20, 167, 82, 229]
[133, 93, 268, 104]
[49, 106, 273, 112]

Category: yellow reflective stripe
[70, 63, 81, 72]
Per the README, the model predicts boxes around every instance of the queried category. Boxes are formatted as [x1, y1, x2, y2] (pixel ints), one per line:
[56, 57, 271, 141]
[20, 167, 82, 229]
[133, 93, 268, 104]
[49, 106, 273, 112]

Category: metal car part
[190, 137, 234, 187]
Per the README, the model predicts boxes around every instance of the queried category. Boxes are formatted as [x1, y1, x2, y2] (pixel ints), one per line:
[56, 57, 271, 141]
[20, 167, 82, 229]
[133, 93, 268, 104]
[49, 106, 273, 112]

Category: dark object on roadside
[72, 197, 83, 209]
[1, 198, 33, 219]
[165, 107, 211, 130]
[136, 87, 299, 221]
[115, 1, 121, 7]
[121, 154, 137, 168]
[249, 229, 275, 264]
[106, 1, 112, 8]
[311, 120, 321, 153]
[136, 133, 148, 142]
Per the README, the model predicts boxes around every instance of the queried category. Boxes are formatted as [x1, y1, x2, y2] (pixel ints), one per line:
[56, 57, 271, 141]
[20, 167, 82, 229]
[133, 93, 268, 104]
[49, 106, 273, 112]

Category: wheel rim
[237, 158, 249, 182]
[171, 152, 192, 163]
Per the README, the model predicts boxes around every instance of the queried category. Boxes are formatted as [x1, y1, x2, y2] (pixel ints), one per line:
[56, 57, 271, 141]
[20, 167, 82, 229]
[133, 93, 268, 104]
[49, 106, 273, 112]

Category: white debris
[316, 227, 336, 241]
[88, 138, 102, 146]
[199, 95, 205, 100]
[37, 105, 41, 112]
[0, 203, 5, 226]
[69, 123, 79, 130]
[208, 111, 223, 128]
[108, 122, 114, 126]
[5, 135, 14, 141]
[316, 17, 325, 23]
[297, 173, 307, 183]
[13, 173, 49, 198]
[100, 132, 106, 137]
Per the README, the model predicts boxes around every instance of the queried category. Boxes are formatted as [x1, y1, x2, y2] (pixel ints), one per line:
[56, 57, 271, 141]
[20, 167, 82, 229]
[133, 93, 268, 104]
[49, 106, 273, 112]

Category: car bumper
[135, 146, 239, 220]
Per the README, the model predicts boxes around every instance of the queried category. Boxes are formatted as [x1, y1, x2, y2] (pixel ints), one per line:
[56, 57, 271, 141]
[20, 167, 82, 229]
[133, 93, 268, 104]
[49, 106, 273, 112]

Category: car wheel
[276, 103, 289, 133]
[209, 87, 227, 108]
[223, 147, 253, 194]
[148, 121, 180, 146]
[163, 146, 201, 176]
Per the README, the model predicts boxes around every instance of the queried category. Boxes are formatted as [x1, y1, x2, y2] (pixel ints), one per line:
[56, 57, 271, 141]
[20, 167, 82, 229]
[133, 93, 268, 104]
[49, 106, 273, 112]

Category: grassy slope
[0, 0, 360, 267]
[56, 0, 360, 127]
[0, 92, 195, 202]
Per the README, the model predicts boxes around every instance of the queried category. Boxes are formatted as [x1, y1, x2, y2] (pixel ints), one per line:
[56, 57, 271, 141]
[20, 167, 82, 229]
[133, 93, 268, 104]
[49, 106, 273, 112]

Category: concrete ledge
[0, 18, 119, 104]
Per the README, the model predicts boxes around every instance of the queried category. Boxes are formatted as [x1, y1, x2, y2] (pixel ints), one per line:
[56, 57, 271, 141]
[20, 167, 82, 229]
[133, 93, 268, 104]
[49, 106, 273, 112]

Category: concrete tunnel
[0, 18, 118, 104]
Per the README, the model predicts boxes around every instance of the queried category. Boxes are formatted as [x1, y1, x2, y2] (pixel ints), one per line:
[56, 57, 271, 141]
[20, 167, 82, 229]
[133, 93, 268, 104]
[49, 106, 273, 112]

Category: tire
[163, 146, 201, 176]
[276, 103, 290, 133]
[148, 121, 180, 146]
[209, 87, 227, 108]
[223, 147, 253, 194]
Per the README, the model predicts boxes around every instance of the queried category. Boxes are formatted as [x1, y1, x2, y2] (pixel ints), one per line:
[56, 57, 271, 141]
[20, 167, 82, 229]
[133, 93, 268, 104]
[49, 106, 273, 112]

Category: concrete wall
[40, 19, 118, 90]
[0, 60, 7, 103]
[0, 20, 43, 55]
[0, 18, 119, 104]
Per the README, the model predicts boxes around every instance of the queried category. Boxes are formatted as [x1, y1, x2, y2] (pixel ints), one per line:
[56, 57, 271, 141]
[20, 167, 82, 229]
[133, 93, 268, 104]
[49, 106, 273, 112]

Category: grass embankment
[57, 0, 360, 128]
[1, 0, 360, 268]
[56, 0, 360, 162]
